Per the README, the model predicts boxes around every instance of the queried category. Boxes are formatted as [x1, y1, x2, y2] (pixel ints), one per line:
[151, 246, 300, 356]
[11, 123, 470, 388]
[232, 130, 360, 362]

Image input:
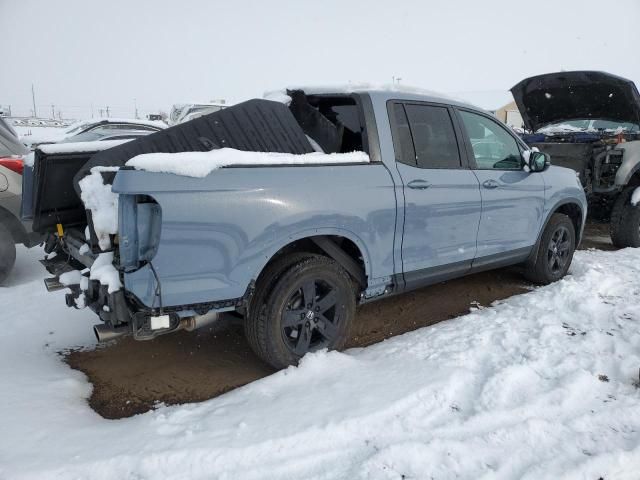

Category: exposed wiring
[148, 261, 163, 315]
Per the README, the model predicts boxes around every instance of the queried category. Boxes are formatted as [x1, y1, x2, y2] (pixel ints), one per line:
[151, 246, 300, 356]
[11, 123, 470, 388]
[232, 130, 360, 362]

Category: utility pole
[31, 84, 37, 118]
[134, 98, 139, 119]
[51, 104, 55, 119]
[105, 106, 110, 118]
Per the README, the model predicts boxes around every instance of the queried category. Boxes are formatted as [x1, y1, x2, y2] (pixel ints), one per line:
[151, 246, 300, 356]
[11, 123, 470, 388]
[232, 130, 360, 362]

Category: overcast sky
[2, 0, 639, 118]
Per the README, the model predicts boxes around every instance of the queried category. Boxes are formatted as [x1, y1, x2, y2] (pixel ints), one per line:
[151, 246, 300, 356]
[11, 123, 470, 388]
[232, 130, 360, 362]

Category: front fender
[527, 196, 587, 267]
[614, 141, 640, 186]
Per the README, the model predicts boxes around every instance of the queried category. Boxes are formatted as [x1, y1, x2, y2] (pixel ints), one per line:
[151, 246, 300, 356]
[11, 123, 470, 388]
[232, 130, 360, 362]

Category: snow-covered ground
[1, 246, 639, 479]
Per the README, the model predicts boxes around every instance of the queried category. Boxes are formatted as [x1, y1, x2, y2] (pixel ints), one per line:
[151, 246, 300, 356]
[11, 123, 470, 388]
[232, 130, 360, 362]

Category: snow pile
[77, 167, 120, 250]
[1, 246, 640, 479]
[263, 90, 292, 105]
[89, 252, 122, 293]
[126, 148, 370, 178]
[58, 270, 82, 286]
[22, 152, 35, 167]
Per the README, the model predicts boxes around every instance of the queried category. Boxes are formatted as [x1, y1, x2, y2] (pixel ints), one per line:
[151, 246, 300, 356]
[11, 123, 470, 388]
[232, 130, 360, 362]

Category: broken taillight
[0, 157, 24, 175]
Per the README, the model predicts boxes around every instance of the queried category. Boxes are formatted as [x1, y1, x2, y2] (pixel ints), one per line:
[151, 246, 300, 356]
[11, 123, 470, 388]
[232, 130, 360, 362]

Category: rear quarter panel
[112, 164, 397, 308]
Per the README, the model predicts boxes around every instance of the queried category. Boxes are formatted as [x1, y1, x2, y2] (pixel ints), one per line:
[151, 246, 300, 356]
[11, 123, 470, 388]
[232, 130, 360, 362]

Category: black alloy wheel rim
[547, 226, 571, 275]
[281, 278, 342, 355]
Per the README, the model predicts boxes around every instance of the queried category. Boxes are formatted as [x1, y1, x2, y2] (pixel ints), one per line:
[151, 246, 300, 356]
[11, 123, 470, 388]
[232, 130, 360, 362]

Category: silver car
[0, 117, 41, 282]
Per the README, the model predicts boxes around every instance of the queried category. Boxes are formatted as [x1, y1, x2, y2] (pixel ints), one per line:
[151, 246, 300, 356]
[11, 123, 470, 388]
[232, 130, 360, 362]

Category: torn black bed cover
[72, 98, 314, 194]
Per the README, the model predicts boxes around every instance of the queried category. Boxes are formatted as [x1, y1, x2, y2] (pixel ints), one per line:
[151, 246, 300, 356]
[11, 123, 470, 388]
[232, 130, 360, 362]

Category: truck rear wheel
[245, 254, 356, 370]
[0, 223, 16, 284]
[525, 213, 575, 285]
[610, 187, 640, 248]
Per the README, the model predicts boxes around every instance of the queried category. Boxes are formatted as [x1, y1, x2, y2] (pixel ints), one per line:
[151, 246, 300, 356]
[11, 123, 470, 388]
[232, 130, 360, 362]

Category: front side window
[459, 110, 522, 170]
[404, 104, 461, 169]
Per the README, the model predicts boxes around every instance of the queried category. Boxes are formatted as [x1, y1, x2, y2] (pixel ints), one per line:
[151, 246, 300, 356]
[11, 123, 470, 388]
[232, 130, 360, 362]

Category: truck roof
[269, 84, 485, 112]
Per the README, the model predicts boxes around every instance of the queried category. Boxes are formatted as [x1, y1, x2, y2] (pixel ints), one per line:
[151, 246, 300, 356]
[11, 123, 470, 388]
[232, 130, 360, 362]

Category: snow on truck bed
[1, 246, 640, 479]
[125, 148, 370, 178]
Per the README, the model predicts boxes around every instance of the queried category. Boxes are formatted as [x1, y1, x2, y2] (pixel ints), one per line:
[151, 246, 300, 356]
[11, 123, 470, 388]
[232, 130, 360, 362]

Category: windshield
[539, 119, 640, 134]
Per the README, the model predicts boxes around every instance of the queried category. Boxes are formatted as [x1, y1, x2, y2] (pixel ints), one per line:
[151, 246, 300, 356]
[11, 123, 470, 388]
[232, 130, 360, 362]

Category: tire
[610, 187, 640, 248]
[525, 213, 576, 285]
[0, 223, 16, 284]
[245, 253, 356, 370]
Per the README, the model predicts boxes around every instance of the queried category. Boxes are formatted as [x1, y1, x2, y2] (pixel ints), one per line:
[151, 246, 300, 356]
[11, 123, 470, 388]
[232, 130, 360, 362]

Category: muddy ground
[65, 222, 616, 419]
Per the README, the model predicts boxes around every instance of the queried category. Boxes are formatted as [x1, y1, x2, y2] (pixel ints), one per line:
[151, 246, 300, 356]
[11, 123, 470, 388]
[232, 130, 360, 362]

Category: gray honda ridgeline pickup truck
[26, 87, 587, 369]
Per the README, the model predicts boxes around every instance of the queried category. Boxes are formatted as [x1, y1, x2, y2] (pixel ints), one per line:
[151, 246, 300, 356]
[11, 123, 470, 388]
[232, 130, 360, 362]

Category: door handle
[407, 179, 432, 190]
[482, 179, 499, 189]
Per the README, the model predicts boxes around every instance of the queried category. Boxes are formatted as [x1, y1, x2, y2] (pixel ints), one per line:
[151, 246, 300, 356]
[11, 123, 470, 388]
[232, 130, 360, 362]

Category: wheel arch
[527, 199, 584, 267]
[251, 229, 371, 293]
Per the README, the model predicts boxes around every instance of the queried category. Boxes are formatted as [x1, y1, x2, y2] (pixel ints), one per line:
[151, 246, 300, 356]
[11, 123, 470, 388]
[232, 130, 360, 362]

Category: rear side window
[390, 103, 416, 166]
[405, 104, 461, 169]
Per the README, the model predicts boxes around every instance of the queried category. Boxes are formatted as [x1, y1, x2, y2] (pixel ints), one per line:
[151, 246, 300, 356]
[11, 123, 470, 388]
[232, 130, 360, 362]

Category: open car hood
[511, 71, 640, 132]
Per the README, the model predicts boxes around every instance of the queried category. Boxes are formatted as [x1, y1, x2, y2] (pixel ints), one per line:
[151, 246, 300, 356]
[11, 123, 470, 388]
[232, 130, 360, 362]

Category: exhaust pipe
[94, 311, 220, 342]
[180, 311, 219, 332]
[94, 324, 129, 342]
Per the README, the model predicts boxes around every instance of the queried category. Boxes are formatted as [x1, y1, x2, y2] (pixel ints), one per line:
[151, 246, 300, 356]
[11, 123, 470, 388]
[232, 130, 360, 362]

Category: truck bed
[28, 99, 315, 236]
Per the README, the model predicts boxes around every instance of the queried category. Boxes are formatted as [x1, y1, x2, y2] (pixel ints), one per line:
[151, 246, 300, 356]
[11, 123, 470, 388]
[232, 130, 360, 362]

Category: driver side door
[455, 109, 546, 262]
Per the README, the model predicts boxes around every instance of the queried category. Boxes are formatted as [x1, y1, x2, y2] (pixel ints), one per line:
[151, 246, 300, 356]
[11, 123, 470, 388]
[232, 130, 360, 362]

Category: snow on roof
[37, 139, 133, 155]
[74, 117, 167, 130]
[126, 148, 370, 178]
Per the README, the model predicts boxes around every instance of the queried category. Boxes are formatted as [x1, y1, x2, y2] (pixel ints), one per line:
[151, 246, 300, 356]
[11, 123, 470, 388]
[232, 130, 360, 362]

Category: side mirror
[528, 151, 551, 172]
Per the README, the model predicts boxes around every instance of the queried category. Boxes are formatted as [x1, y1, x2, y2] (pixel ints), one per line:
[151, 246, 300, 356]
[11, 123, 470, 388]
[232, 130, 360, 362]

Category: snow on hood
[125, 147, 370, 178]
[511, 70, 640, 132]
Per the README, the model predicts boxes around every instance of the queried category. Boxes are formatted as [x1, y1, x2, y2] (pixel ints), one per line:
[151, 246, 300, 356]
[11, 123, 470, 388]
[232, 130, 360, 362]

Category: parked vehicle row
[0, 117, 41, 282]
[26, 86, 587, 369]
[23, 118, 167, 148]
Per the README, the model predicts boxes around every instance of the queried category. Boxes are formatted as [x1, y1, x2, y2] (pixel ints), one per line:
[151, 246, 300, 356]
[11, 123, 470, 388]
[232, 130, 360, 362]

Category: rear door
[455, 109, 545, 262]
[389, 102, 482, 289]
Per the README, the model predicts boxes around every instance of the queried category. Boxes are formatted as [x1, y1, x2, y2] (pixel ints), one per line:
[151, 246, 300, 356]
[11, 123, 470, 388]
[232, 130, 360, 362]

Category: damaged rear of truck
[24, 91, 385, 365]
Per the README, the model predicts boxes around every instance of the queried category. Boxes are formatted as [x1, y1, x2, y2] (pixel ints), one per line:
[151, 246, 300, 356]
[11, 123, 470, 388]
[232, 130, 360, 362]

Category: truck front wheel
[525, 213, 576, 285]
[0, 223, 16, 284]
[245, 254, 356, 370]
[610, 187, 640, 248]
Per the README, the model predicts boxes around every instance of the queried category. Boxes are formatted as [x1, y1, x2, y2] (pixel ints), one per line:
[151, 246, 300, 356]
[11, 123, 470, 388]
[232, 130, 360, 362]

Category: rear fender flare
[243, 227, 372, 289]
